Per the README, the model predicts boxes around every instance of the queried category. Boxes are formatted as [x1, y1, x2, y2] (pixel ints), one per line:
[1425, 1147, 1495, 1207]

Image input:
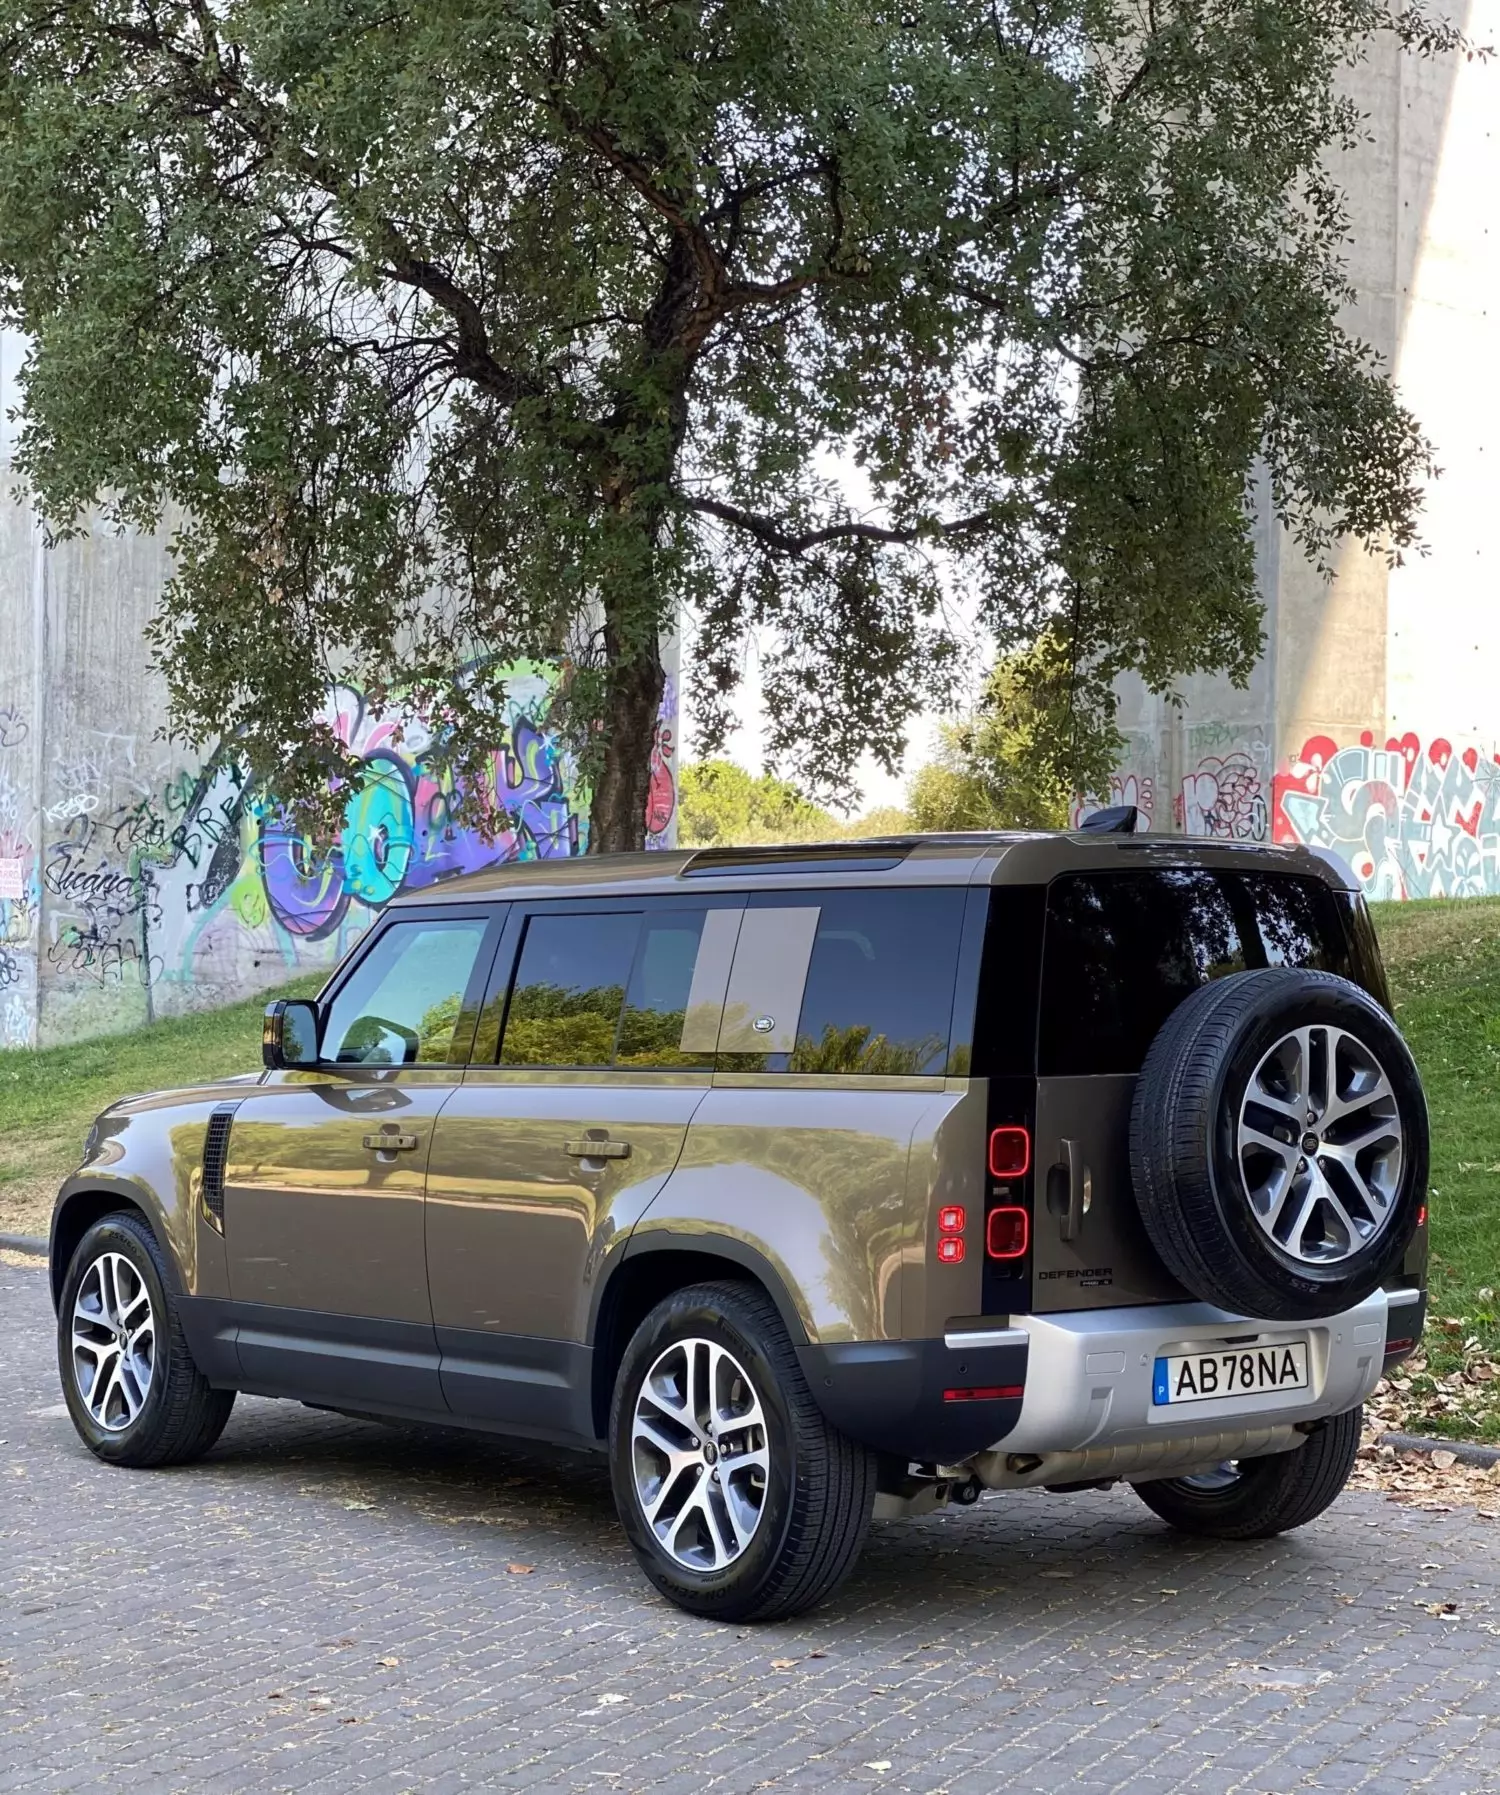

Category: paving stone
[4, 1258, 1500, 1790]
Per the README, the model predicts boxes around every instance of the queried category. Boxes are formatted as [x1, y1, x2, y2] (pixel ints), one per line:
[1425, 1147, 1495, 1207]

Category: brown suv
[50, 829, 1429, 1620]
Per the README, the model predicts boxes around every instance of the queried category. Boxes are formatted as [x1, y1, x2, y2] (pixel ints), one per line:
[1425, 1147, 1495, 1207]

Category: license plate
[1152, 1341, 1309, 1406]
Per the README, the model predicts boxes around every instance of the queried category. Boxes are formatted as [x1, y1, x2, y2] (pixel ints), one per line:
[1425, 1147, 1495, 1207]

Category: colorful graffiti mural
[5, 662, 679, 1045]
[1273, 732, 1500, 899]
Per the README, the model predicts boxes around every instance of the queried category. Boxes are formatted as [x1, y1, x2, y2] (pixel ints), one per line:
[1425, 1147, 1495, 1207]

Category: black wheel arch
[588, 1235, 809, 1442]
[50, 1179, 174, 1312]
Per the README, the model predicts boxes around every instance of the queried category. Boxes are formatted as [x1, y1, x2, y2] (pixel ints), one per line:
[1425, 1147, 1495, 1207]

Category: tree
[677, 759, 839, 847]
[908, 627, 1119, 831]
[0, 1, 1471, 849]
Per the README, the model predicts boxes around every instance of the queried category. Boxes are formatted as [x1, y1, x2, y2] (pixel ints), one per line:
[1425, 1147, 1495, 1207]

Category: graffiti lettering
[1071, 774, 1155, 829]
[0, 707, 27, 750]
[1273, 732, 1500, 899]
[1178, 751, 1267, 841]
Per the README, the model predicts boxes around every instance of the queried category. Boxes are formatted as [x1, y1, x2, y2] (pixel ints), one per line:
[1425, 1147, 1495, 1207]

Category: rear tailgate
[1022, 863, 1373, 1313]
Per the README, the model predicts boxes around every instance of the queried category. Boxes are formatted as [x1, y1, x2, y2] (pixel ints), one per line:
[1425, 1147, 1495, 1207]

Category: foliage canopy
[907, 628, 1120, 831]
[0, 0, 1470, 847]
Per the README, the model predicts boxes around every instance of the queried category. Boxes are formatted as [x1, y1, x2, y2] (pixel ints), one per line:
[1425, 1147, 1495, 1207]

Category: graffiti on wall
[1070, 774, 1155, 829]
[1176, 750, 1268, 841]
[1273, 732, 1500, 899]
[0, 701, 36, 1046]
[22, 661, 679, 1032]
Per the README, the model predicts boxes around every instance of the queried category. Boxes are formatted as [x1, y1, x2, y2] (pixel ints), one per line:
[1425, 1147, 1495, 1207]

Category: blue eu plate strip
[1152, 1357, 1171, 1406]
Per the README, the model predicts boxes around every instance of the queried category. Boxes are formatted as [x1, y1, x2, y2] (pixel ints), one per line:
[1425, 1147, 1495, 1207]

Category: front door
[425, 900, 725, 1431]
[223, 908, 499, 1407]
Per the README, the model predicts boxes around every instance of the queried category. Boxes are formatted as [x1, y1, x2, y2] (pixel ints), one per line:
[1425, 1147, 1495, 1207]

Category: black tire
[608, 1280, 878, 1622]
[1132, 1406, 1363, 1539]
[1130, 969, 1428, 1321]
[57, 1211, 235, 1468]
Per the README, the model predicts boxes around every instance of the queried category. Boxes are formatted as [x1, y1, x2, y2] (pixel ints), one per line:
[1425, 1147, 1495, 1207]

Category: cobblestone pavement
[4, 1259, 1500, 1795]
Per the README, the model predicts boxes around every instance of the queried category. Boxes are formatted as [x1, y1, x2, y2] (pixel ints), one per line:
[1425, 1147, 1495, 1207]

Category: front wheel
[1132, 1405, 1363, 1539]
[608, 1280, 878, 1622]
[57, 1210, 235, 1468]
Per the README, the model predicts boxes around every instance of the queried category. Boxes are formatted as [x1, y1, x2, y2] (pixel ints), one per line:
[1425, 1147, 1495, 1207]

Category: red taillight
[938, 1205, 965, 1234]
[1384, 1336, 1415, 1358]
[986, 1206, 1029, 1260]
[1417, 1206, 1428, 1227]
[936, 1236, 966, 1264]
[943, 1385, 1024, 1403]
[988, 1126, 1031, 1179]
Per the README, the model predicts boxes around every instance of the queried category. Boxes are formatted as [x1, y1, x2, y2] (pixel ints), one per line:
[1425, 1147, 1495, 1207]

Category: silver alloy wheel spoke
[71, 1252, 156, 1432]
[1237, 1024, 1404, 1267]
[631, 1335, 770, 1573]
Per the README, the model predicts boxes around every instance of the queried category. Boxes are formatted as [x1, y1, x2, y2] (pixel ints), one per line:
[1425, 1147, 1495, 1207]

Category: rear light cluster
[986, 1126, 1030, 1262]
[932, 1127, 1034, 1268]
[936, 1204, 966, 1264]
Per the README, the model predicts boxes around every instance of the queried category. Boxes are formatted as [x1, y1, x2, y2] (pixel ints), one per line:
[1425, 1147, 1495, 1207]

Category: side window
[725, 889, 964, 1075]
[617, 910, 714, 1069]
[322, 919, 491, 1066]
[499, 912, 642, 1068]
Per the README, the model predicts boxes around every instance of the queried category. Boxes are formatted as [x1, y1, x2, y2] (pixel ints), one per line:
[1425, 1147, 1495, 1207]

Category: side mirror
[263, 999, 320, 1069]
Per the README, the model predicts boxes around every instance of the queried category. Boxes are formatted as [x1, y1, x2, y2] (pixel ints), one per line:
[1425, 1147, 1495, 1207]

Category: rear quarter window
[1040, 869, 1359, 1076]
[745, 888, 966, 1076]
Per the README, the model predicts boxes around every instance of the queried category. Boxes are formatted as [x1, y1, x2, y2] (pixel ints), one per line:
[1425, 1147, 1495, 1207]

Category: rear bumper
[803, 1286, 1423, 1468]
[964, 1286, 1419, 1459]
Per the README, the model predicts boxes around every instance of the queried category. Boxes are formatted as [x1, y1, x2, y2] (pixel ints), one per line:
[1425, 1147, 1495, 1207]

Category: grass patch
[0, 977, 322, 1238]
[1372, 896, 1500, 1442]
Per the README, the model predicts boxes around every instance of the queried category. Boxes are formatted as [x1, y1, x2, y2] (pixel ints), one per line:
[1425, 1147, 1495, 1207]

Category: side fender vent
[201, 1102, 241, 1230]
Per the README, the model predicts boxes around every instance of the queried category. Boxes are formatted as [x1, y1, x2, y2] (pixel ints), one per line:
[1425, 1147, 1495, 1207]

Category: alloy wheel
[1237, 1024, 1403, 1266]
[71, 1252, 156, 1431]
[630, 1337, 770, 1572]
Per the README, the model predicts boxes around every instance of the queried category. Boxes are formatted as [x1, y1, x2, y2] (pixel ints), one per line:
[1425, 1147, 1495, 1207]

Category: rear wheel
[57, 1211, 235, 1468]
[1132, 1405, 1362, 1539]
[609, 1280, 878, 1622]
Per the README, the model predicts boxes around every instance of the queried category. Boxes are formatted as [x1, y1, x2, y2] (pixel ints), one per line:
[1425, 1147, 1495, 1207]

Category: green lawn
[0, 976, 322, 1238]
[2, 900, 1497, 1438]
[1369, 897, 1500, 1441]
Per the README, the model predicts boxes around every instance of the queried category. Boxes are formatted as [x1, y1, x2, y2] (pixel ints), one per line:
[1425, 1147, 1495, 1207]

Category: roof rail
[680, 841, 913, 878]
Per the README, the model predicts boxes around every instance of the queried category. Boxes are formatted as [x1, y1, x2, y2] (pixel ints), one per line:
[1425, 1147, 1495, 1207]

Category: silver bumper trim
[980, 1289, 1389, 1459]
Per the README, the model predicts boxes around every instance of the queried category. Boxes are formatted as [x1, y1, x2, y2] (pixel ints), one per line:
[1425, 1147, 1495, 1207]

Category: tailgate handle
[565, 1137, 632, 1160]
[1057, 1137, 1092, 1242]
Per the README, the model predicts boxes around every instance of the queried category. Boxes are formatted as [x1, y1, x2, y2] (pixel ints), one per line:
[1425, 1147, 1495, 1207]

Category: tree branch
[685, 493, 994, 554]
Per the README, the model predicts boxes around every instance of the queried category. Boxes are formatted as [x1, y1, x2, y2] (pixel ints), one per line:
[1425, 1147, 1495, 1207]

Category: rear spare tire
[1130, 969, 1427, 1321]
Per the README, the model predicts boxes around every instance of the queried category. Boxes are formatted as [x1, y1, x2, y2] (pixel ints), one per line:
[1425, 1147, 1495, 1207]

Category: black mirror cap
[263, 999, 320, 1068]
[1077, 805, 1143, 835]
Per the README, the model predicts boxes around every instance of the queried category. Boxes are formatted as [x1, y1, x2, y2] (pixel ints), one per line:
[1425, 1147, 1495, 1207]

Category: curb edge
[0, 1232, 47, 1258]
[1378, 1430, 1500, 1470]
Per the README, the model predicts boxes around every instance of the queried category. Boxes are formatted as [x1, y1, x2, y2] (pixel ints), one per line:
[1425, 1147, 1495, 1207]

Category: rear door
[424, 897, 726, 1429]
[1031, 866, 1362, 1311]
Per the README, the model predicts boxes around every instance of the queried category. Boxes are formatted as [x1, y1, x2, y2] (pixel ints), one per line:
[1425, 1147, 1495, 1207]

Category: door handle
[1058, 1137, 1092, 1242]
[363, 1131, 419, 1152]
[564, 1138, 632, 1160]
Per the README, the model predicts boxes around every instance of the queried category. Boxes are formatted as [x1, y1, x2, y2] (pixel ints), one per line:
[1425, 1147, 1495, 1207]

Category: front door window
[322, 918, 491, 1066]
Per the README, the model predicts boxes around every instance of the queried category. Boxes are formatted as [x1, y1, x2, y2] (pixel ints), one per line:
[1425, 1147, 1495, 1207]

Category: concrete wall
[1088, 5, 1500, 900]
[0, 333, 680, 1048]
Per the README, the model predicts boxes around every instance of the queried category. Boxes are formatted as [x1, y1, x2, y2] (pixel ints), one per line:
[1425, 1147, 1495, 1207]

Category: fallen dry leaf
[377, 1657, 399, 1669]
[771, 1658, 797, 1670]
[506, 1563, 534, 1575]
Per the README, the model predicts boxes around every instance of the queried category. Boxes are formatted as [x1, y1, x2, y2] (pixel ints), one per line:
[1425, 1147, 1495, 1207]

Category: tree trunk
[588, 627, 665, 854]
